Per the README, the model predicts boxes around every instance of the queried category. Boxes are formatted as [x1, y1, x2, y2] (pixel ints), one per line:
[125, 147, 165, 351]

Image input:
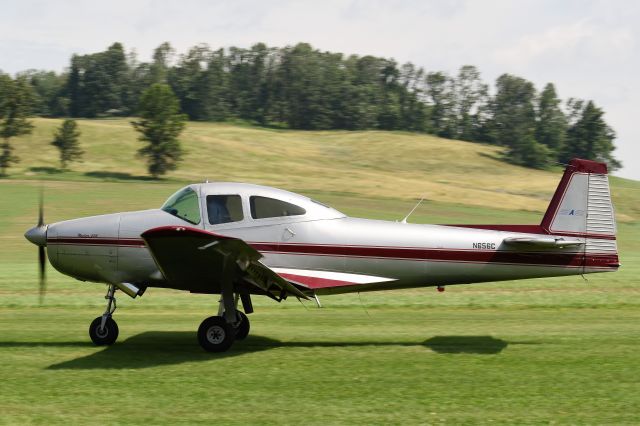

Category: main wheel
[233, 311, 250, 341]
[197, 316, 235, 352]
[89, 316, 119, 346]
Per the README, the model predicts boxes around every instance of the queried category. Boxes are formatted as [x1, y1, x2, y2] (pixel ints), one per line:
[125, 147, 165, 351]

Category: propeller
[25, 188, 48, 304]
[38, 189, 46, 304]
[38, 244, 46, 304]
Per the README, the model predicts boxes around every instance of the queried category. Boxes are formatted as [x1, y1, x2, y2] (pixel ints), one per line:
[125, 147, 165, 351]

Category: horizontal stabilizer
[503, 236, 584, 248]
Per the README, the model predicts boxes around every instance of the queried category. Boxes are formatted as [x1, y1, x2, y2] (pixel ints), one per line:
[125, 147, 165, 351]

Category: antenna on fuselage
[400, 196, 425, 224]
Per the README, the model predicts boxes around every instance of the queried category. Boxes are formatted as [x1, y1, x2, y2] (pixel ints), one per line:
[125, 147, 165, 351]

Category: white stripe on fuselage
[270, 268, 395, 284]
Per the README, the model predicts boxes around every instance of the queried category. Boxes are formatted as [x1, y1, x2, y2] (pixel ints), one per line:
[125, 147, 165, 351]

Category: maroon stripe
[251, 243, 618, 268]
[264, 250, 619, 269]
[277, 273, 356, 289]
[48, 237, 145, 246]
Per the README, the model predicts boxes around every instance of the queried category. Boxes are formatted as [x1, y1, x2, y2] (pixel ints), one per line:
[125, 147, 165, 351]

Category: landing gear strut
[89, 284, 119, 346]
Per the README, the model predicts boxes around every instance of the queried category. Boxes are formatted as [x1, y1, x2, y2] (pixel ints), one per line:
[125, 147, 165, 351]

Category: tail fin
[541, 159, 616, 240]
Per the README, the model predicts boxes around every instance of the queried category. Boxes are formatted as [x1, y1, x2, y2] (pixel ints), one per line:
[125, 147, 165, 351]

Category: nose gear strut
[89, 284, 120, 346]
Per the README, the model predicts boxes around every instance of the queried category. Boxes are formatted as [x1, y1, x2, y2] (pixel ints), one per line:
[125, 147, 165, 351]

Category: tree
[20, 70, 67, 116]
[131, 84, 187, 178]
[0, 75, 33, 176]
[425, 71, 454, 137]
[452, 65, 488, 141]
[67, 43, 130, 117]
[168, 44, 211, 120]
[51, 119, 83, 169]
[535, 83, 566, 154]
[491, 74, 552, 168]
[562, 100, 620, 169]
[150, 42, 175, 84]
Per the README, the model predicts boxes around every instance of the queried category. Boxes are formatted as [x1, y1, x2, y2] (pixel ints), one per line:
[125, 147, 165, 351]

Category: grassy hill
[8, 118, 639, 221]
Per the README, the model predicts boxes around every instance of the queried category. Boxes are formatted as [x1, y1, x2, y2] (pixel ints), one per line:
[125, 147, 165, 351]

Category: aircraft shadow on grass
[0, 333, 518, 370]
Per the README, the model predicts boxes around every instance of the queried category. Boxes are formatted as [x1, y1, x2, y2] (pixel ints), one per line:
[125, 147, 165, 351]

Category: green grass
[1, 121, 640, 424]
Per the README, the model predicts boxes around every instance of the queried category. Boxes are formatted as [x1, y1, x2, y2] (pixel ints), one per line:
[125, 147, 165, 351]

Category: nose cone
[25, 225, 48, 247]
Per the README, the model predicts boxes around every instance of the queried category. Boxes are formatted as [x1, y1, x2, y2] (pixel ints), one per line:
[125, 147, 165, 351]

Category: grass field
[1, 120, 640, 424]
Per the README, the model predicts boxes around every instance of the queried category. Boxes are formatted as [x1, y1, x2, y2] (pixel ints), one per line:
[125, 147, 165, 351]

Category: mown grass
[1, 122, 639, 424]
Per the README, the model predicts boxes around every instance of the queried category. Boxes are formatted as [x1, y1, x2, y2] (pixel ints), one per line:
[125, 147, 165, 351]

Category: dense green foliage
[0, 74, 33, 175]
[131, 84, 187, 178]
[5, 41, 621, 171]
[51, 119, 83, 169]
[490, 74, 552, 168]
[562, 99, 621, 169]
[66, 43, 130, 117]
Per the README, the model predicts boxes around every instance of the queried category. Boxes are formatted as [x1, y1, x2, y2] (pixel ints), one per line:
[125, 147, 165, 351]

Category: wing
[141, 226, 309, 300]
[503, 236, 584, 248]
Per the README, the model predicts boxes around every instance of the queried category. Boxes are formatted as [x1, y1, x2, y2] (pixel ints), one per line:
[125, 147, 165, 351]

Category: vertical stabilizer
[541, 159, 617, 250]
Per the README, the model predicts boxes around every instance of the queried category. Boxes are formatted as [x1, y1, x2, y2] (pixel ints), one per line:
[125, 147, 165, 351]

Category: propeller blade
[37, 187, 44, 227]
[38, 245, 46, 304]
[37, 186, 46, 304]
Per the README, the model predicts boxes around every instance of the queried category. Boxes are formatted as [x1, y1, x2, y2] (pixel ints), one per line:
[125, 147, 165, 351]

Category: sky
[1, 0, 638, 180]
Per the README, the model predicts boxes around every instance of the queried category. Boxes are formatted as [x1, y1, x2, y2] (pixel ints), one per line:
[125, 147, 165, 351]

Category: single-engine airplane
[24, 158, 619, 352]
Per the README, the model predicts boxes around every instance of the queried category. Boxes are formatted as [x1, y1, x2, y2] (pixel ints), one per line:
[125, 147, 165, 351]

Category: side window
[250, 196, 306, 219]
[207, 195, 244, 225]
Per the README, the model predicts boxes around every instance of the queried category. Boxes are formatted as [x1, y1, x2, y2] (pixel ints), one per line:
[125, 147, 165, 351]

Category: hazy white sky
[1, 0, 638, 180]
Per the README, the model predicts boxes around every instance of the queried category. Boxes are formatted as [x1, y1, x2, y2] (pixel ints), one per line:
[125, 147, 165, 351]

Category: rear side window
[250, 196, 306, 219]
[207, 195, 244, 225]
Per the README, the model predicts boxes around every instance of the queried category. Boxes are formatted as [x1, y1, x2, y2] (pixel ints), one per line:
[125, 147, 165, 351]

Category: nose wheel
[89, 316, 119, 345]
[89, 284, 119, 346]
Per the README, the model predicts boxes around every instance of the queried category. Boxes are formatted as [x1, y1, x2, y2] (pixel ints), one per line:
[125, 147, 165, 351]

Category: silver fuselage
[43, 183, 618, 295]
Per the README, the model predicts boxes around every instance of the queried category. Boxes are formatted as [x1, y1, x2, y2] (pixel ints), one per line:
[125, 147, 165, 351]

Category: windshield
[161, 187, 201, 225]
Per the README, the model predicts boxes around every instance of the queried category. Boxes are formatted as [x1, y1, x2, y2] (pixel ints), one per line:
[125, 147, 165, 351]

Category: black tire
[197, 316, 235, 352]
[233, 311, 250, 341]
[89, 316, 119, 346]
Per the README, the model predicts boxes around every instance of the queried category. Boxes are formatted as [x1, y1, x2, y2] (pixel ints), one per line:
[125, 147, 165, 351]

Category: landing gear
[89, 316, 119, 345]
[233, 311, 250, 341]
[89, 284, 119, 346]
[196, 267, 253, 352]
[197, 308, 250, 352]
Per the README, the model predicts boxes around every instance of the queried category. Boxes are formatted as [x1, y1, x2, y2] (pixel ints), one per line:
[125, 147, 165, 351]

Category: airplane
[24, 158, 620, 352]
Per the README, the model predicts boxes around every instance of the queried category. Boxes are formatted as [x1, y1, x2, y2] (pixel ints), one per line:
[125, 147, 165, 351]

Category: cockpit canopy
[161, 182, 345, 226]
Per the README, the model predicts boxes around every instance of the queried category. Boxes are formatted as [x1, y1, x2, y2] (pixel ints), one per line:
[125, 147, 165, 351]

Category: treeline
[5, 42, 620, 170]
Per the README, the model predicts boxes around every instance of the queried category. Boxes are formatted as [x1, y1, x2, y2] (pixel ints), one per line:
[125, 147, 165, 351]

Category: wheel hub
[206, 325, 226, 344]
[95, 325, 108, 338]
